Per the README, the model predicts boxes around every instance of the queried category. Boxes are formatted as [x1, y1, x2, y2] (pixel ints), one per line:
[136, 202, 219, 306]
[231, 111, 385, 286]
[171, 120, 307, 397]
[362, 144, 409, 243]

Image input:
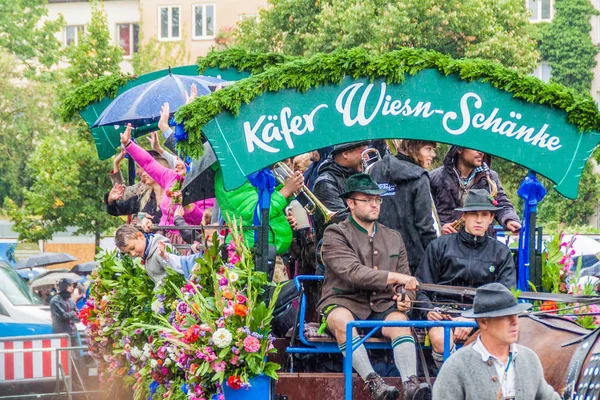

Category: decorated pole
[517, 171, 547, 291]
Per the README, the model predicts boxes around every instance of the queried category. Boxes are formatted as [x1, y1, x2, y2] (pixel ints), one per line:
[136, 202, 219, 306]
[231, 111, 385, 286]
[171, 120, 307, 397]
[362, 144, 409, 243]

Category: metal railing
[0, 339, 101, 400]
[343, 320, 477, 400]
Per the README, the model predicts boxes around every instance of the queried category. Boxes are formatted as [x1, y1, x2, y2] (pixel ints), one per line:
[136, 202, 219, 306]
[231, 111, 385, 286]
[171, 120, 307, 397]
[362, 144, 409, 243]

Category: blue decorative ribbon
[247, 169, 277, 244]
[148, 380, 159, 400]
[517, 171, 546, 291]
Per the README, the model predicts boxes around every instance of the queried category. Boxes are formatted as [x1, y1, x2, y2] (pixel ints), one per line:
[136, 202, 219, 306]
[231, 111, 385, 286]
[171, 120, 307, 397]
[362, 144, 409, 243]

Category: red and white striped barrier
[0, 334, 70, 382]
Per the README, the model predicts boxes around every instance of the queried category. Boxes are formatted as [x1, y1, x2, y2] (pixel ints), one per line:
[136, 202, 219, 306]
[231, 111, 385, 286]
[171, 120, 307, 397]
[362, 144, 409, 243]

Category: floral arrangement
[141, 224, 281, 399]
[81, 223, 281, 400]
[538, 230, 600, 329]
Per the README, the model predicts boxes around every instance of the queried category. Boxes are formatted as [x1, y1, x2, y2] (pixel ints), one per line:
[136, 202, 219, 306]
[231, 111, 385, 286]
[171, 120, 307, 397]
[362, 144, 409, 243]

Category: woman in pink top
[120, 124, 214, 245]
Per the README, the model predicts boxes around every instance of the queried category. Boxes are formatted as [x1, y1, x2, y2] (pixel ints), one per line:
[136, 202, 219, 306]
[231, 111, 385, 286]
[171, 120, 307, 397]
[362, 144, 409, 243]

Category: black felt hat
[341, 173, 387, 198]
[454, 188, 500, 212]
[331, 141, 369, 156]
[462, 283, 531, 318]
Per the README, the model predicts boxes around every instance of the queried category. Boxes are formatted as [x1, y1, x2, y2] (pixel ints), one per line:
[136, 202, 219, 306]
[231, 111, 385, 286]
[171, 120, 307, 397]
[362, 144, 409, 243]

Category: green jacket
[214, 167, 292, 255]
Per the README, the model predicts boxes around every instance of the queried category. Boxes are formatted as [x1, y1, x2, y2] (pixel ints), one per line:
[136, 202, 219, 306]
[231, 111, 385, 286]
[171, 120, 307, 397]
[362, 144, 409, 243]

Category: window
[159, 6, 181, 40]
[193, 4, 216, 39]
[532, 61, 552, 83]
[527, 0, 552, 22]
[64, 25, 85, 46]
[117, 23, 139, 56]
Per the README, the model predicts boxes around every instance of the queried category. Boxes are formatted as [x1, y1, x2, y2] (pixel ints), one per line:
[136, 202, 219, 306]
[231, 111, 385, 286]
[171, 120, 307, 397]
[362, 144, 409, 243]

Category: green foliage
[0, 49, 58, 205]
[0, 0, 64, 72]
[59, 74, 135, 122]
[175, 47, 600, 160]
[235, 0, 539, 72]
[4, 130, 121, 242]
[539, 0, 599, 94]
[197, 46, 300, 75]
[64, 1, 124, 86]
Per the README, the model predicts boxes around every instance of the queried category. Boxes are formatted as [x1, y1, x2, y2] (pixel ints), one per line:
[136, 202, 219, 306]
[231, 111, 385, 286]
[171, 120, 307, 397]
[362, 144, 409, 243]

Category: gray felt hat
[462, 283, 531, 319]
[454, 188, 500, 212]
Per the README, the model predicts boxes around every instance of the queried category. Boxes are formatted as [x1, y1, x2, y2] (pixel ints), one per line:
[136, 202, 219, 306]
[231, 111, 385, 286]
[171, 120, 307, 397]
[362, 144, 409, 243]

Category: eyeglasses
[349, 197, 383, 205]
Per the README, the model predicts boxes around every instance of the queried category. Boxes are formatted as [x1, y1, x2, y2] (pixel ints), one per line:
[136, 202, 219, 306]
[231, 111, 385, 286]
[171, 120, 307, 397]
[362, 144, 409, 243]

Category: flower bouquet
[166, 176, 184, 205]
[142, 223, 282, 399]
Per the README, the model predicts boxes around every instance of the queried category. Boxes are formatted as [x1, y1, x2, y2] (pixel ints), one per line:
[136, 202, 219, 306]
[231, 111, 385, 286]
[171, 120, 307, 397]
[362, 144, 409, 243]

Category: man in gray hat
[415, 188, 516, 369]
[313, 141, 369, 241]
[433, 283, 559, 400]
[319, 173, 431, 400]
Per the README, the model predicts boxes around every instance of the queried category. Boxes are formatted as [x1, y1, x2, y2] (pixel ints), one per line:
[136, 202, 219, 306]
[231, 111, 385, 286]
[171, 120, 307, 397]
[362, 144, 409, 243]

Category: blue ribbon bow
[517, 171, 547, 291]
[247, 169, 277, 244]
[148, 380, 159, 400]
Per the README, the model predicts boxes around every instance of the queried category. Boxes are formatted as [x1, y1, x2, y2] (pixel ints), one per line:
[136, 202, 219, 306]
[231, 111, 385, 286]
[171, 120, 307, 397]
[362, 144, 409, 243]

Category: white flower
[163, 358, 172, 367]
[228, 272, 239, 283]
[130, 346, 143, 359]
[151, 299, 163, 313]
[150, 359, 158, 368]
[212, 328, 233, 348]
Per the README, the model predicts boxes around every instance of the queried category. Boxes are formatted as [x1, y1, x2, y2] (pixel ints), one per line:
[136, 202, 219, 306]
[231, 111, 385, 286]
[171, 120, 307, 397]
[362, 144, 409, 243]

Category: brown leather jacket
[318, 216, 415, 320]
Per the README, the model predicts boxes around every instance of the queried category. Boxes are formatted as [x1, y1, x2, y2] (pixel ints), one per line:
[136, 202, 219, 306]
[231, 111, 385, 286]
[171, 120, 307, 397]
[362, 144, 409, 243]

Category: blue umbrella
[92, 74, 225, 128]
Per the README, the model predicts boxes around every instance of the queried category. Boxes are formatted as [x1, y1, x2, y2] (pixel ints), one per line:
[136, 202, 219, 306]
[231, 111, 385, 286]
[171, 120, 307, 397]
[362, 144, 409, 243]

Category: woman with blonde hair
[369, 139, 438, 274]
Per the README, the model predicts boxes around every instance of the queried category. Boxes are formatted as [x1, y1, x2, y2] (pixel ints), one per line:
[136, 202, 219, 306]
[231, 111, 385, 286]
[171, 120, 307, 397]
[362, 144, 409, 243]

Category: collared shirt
[459, 166, 485, 186]
[472, 336, 518, 399]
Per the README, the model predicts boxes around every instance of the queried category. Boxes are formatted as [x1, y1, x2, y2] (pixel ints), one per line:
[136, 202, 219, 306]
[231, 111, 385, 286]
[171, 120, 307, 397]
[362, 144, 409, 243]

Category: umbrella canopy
[182, 142, 217, 206]
[14, 252, 77, 270]
[71, 261, 97, 275]
[16, 267, 47, 281]
[29, 270, 81, 289]
[92, 74, 225, 128]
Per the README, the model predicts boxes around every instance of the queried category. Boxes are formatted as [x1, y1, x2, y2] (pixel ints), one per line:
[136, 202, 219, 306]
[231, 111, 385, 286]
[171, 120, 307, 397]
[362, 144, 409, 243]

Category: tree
[4, 130, 120, 246]
[64, 1, 123, 86]
[0, 0, 64, 72]
[0, 49, 57, 205]
[132, 29, 189, 75]
[236, 0, 539, 72]
[538, 0, 599, 94]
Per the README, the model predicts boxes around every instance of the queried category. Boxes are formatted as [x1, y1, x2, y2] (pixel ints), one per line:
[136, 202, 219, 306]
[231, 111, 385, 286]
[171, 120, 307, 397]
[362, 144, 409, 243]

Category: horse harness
[563, 325, 600, 400]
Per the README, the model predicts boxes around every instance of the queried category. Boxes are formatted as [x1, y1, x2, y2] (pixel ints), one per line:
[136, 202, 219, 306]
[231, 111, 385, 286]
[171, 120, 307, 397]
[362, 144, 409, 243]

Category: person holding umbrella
[49, 278, 79, 343]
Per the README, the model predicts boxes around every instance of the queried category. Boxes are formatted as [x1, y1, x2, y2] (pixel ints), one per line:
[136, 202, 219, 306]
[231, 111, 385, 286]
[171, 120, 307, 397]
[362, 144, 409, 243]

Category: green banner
[203, 69, 600, 199]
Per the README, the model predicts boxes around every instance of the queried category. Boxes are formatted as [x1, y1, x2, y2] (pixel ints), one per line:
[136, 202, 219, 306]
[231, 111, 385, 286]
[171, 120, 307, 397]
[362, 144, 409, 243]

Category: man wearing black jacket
[50, 278, 79, 343]
[313, 141, 367, 241]
[430, 146, 520, 236]
[415, 189, 516, 369]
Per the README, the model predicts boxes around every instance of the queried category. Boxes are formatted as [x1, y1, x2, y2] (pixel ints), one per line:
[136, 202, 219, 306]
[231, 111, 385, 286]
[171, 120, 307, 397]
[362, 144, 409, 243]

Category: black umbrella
[14, 252, 77, 269]
[182, 142, 217, 206]
[71, 261, 97, 276]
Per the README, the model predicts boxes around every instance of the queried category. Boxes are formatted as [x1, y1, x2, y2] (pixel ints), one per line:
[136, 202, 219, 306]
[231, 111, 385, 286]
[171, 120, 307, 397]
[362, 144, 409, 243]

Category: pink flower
[236, 294, 246, 304]
[230, 355, 239, 365]
[211, 361, 226, 372]
[219, 277, 229, 286]
[243, 336, 261, 353]
[223, 307, 233, 317]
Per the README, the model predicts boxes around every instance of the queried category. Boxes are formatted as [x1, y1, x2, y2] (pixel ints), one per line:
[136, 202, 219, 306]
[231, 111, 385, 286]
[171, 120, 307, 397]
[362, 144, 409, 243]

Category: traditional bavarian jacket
[415, 230, 516, 317]
[433, 343, 560, 400]
[318, 216, 415, 320]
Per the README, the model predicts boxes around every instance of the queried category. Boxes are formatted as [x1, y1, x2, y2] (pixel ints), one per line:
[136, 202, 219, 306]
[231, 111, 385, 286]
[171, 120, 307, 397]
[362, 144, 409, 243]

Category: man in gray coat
[319, 174, 431, 400]
[433, 283, 559, 400]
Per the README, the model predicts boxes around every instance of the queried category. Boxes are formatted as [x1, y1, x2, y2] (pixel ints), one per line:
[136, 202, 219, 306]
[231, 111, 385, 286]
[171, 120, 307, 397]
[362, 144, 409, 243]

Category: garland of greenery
[60, 73, 136, 121]
[60, 48, 297, 123]
[197, 46, 300, 75]
[176, 46, 600, 159]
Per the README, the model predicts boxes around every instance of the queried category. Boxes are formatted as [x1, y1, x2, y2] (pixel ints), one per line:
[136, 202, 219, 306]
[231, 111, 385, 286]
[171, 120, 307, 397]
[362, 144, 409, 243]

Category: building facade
[138, 0, 265, 63]
[46, 0, 141, 72]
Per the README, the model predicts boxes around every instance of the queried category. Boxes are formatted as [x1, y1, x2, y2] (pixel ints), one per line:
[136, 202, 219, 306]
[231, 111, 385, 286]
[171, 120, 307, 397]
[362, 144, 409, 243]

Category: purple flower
[177, 302, 188, 314]
[219, 277, 228, 286]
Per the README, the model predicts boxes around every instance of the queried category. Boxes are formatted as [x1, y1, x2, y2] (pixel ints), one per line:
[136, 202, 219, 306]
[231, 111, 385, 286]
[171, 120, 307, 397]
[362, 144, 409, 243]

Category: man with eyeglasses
[318, 173, 431, 400]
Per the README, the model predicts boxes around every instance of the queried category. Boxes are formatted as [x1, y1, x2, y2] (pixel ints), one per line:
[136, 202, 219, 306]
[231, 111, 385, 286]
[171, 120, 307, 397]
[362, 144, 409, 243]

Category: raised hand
[107, 184, 125, 204]
[185, 83, 198, 105]
[141, 217, 154, 233]
[120, 123, 132, 146]
[147, 131, 163, 154]
[113, 148, 126, 168]
[157, 240, 168, 261]
[158, 102, 170, 132]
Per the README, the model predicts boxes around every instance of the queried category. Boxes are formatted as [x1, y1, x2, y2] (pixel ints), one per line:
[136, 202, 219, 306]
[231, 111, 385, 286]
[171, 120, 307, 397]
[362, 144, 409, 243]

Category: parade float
[63, 47, 600, 399]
